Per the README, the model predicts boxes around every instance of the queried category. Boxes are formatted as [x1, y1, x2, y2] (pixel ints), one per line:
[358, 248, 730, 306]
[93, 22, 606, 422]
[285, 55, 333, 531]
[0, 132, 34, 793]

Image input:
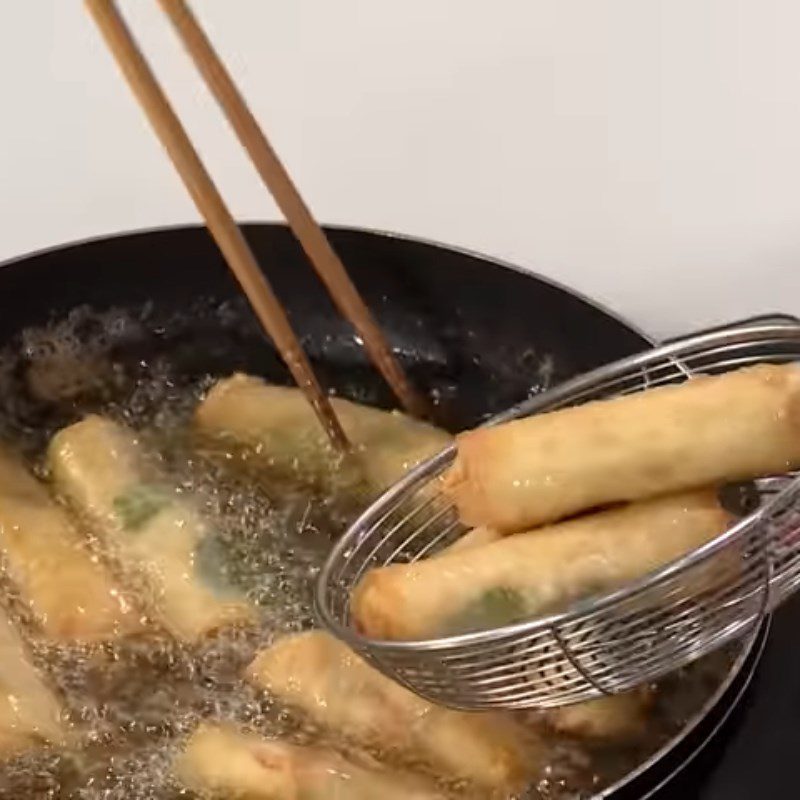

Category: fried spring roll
[353, 490, 731, 640]
[174, 723, 447, 800]
[0, 448, 141, 643]
[194, 374, 450, 495]
[440, 527, 652, 741]
[247, 630, 535, 792]
[47, 416, 256, 642]
[0, 608, 69, 756]
[544, 690, 652, 741]
[439, 527, 503, 556]
[444, 364, 800, 532]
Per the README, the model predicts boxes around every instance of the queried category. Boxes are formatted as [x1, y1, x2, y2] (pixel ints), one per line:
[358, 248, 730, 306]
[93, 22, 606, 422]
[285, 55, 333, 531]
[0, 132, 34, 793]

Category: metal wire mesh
[315, 322, 800, 710]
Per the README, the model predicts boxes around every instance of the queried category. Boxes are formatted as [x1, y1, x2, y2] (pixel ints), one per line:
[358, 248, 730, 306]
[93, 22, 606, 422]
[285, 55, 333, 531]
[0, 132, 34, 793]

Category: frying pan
[0, 223, 767, 797]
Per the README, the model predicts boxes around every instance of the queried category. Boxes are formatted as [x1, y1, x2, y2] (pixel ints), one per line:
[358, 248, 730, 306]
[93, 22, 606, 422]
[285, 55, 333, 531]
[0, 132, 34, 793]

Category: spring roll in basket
[439, 526, 503, 555]
[246, 630, 536, 793]
[440, 528, 652, 741]
[352, 490, 732, 640]
[444, 363, 800, 532]
[0, 448, 142, 643]
[47, 416, 256, 642]
[0, 607, 69, 757]
[194, 374, 450, 496]
[174, 723, 447, 800]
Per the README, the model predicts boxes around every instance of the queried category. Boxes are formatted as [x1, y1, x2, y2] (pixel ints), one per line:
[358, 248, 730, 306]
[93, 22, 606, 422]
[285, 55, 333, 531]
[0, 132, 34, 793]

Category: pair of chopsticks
[85, 0, 428, 451]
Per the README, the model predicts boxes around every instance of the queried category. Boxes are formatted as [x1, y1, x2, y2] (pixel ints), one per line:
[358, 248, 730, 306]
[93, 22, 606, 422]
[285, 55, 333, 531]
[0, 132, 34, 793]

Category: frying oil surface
[0, 304, 738, 799]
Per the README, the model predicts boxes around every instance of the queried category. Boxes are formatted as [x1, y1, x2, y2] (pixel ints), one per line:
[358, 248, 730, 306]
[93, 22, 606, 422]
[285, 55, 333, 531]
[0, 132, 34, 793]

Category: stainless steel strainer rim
[315, 321, 800, 706]
[317, 485, 773, 654]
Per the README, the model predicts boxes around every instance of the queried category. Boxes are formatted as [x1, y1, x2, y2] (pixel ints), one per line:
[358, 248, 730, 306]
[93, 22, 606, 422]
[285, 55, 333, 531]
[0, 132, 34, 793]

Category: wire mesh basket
[315, 320, 800, 710]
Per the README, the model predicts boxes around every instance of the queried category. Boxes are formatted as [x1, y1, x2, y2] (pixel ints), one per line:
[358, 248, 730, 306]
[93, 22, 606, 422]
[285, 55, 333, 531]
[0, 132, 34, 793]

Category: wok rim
[0, 220, 654, 348]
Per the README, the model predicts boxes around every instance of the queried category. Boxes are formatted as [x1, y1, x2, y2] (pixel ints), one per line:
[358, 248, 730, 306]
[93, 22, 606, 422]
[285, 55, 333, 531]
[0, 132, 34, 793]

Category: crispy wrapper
[0, 608, 70, 757]
[544, 690, 653, 742]
[195, 374, 450, 497]
[441, 527, 652, 742]
[444, 364, 800, 531]
[174, 722, 447, 800]
[352, 490, 732, 640]
[0, 448, 141, 642]
[247, 630, 537, 793]
[48, 416, 256, 642]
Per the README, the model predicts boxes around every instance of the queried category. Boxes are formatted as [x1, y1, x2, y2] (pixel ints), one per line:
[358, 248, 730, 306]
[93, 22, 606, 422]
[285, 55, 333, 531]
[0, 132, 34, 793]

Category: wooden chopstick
[84, 0, 349, 451]
[156, 0, 429, 420]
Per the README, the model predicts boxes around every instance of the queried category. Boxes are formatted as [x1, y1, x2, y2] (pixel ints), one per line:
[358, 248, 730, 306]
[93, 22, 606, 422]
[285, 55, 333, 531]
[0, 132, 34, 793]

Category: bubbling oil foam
[0, 303, 738, 799]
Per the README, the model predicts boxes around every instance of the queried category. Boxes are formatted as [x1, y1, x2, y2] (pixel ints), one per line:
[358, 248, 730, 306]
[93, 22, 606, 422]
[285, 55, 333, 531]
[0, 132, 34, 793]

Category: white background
[2, 1, 800, 338]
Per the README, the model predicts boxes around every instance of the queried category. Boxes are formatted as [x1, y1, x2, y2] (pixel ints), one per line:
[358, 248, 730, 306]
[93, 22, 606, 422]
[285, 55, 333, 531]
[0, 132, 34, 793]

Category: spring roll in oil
[445, 364, 800, 532]
[544, 690, 652, 741]
[247, 630, 536, 792]
[48, 416, 256, 642]
[195, 374, 450, 496]
[174, 723, 446, 800]
[353, 490, 732, 640]
[0, 448, 141, 643]
[0, 608, 69, 757]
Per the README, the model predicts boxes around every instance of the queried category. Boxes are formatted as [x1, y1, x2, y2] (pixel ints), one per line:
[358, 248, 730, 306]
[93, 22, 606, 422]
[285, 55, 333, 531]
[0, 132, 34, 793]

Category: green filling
[113, 484, 172, 532]
[444, 578, 620, 636]
[445, 587, 529, 634]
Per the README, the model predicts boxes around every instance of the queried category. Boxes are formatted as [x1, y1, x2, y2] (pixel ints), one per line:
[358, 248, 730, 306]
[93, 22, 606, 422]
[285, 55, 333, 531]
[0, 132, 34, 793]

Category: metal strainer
[315, 320, 800, 710]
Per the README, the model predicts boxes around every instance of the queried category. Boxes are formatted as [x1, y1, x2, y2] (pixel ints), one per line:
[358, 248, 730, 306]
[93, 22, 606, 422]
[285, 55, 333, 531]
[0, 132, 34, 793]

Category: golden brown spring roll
[0, 448, 142, 643]
[0, 607, 69, 757]
[194, 374, 450, 497]
[246, 630, 535, 792]
[174, 723, 447, 800]
[544, 690, 652, 742]
[439, 527, 503, 556]
[439, 526, 652, 741]
[47, 416, 256, 642]
[444, 363, 800, 532]
[353, 490, 731, 640]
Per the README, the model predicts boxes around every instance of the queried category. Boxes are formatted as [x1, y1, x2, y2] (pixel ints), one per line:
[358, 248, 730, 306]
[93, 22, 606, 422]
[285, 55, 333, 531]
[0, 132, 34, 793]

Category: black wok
[0, 224, 772, 798]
